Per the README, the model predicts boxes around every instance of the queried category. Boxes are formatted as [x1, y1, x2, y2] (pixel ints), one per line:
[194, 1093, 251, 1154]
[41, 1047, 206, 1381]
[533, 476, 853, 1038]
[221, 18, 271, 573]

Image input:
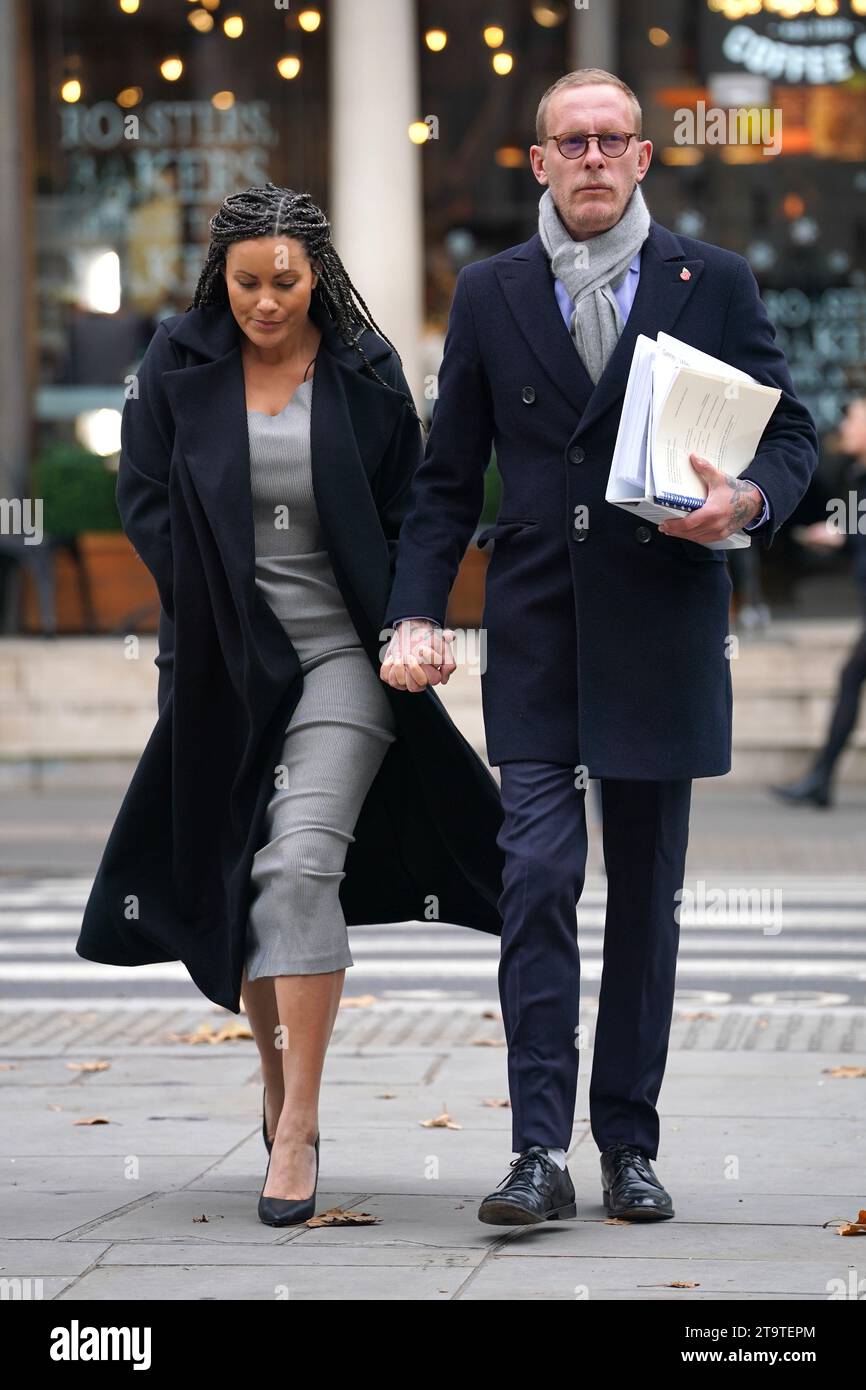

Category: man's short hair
[535, 69, 643, 144]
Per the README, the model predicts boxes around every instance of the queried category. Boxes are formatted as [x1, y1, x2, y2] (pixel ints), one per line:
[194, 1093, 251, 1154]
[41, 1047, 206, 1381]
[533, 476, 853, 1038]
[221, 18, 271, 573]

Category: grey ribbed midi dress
[244, 374, 397, 979]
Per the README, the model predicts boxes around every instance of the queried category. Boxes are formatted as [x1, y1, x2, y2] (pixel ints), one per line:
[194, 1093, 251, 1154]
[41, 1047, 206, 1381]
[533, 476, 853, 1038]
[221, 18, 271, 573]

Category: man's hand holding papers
[657, 453, 763, 543]
[605, 331, 781, 550]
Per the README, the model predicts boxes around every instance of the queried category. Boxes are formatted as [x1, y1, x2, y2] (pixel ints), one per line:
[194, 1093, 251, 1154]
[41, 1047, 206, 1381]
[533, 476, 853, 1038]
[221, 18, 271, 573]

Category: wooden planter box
[446, 541, 489, 629]
[18, 534, 490, 635]
[20, 532, 159, 634]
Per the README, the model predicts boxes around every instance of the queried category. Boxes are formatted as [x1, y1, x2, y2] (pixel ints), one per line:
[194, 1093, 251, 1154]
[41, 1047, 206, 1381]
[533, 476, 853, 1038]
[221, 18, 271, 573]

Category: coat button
[635, 525, 652, 544]
[521, 385, 536, 404]
[568, 446, 585, 465]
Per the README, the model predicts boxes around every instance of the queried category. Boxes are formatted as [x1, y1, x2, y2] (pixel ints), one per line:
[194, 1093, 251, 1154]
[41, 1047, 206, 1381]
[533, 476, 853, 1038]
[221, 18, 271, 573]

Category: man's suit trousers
[495, 762, 692, 1157]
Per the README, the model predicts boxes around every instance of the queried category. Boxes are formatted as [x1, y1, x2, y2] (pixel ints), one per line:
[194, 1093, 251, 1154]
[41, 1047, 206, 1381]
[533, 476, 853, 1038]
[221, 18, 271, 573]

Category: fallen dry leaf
[836, 1209, 866, 1236]
[602, 1217, 632, 1226]
[377, 1092, 397, 1100]
[339, 995, 376, 1009]
[420, 1110, 462, 1130]
[73, 1116, 110, 1126]
[674, 1011, 717, 1022]
[481, 1009, 502, 1021]
[167, 1021, 253, 1045]
[471, 1037, 506, 1047]
[823, 1066, 866, 1079]
[482, 1098, 511, 1108]
[66, 1060, 111, 1073]
[306, 1207, 380, 1227]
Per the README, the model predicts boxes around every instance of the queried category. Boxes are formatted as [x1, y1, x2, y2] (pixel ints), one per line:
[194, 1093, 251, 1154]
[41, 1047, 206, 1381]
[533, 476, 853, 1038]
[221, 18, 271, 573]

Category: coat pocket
[678, 537, 729, 562]
[476, 518, 540, 549]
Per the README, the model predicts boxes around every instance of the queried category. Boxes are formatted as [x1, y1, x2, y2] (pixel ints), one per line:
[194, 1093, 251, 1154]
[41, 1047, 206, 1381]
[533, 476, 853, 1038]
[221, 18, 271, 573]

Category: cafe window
[620, 0, 866, 441]
[31, 0, 329, 444]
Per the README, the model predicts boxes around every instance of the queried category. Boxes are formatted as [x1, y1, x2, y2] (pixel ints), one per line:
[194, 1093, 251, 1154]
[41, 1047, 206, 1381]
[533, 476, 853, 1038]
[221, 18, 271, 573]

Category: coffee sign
[702, 1, 866, 84]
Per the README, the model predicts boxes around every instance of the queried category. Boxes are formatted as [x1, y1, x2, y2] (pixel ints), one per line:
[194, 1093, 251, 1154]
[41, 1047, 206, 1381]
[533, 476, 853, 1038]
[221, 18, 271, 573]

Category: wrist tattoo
[726, 477, 761, 529]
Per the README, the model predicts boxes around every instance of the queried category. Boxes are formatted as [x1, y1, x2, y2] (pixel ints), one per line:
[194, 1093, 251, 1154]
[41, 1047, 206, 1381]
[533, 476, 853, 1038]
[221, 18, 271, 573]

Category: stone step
[2, 625, 865, 782]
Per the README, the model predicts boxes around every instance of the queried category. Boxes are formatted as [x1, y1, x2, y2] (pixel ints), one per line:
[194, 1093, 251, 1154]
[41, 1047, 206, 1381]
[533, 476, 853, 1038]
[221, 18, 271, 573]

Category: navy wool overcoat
[384, 220, 819, 776]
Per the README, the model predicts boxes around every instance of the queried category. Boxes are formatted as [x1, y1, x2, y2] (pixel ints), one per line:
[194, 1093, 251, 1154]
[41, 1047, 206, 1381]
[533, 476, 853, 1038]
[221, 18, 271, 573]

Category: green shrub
[31, 443, 121, 536]
[480, 447, 502, 524]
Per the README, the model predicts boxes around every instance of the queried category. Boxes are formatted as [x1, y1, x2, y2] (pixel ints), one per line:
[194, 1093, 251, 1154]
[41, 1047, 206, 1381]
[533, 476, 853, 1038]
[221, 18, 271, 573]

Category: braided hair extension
[187, 183, 426, 434]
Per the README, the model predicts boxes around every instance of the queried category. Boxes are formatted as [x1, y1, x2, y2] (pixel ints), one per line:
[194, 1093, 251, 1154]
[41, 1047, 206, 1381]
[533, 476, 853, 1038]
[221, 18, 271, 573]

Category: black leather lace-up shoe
[600, 1141, 674, 1220]
[477, 1145, 577, 1225]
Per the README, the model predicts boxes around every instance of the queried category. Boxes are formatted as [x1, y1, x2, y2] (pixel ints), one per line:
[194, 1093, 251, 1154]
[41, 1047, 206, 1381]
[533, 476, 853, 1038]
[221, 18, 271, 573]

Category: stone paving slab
[2, 1028, 864, 1301]
[55, 1259, 481, 1301]
[3, 1004, 866, 1052]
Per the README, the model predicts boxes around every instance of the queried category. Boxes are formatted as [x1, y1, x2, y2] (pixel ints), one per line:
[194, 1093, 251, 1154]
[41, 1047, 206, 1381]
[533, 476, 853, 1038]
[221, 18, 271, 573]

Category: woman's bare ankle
[272, 1108, 318, 1146]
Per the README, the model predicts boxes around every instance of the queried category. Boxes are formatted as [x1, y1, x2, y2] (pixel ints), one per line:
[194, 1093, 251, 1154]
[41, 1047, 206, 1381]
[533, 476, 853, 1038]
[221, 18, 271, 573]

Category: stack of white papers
[605, 332, 782, 550]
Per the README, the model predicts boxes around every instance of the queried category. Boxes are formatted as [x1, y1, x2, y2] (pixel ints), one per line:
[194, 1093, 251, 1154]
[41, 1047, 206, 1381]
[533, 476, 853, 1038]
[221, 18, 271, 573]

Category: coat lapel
[310, 348, 405, 639]
[162, 346, 257, 627]
[160, 298, 405, 642]
[494, 219, 705, 438]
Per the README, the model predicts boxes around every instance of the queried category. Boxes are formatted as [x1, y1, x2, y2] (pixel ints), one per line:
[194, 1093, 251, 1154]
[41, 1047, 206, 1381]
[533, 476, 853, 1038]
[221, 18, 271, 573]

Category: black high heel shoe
[262, 1088, 274, 1155]
[258, 1133, 320, 1227]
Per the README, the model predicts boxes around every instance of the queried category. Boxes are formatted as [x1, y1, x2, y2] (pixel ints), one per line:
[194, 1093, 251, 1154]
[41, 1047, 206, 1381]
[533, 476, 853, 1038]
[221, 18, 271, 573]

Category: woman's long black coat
[75, 297, 505, 1012]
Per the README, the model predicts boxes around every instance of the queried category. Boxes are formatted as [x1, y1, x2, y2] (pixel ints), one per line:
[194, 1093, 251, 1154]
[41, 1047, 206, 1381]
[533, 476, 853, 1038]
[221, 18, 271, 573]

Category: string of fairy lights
[46, 0, 864, 460]
[57, 2, 580, 123]
[57, 0, 866, 130]
[59, 1, 322, 107]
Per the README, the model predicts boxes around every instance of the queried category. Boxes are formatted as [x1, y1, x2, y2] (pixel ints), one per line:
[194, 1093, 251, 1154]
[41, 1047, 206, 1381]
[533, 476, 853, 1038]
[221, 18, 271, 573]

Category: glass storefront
[617, 0, 866, 609]
[17, 0, 866, 624]
[619, 0, 866, 435]
[32, 0, 329, 446]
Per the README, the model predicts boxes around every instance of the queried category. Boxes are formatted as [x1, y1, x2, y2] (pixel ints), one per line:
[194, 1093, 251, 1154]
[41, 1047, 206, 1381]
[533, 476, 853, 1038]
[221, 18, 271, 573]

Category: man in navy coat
[380, 69, 818, 1226]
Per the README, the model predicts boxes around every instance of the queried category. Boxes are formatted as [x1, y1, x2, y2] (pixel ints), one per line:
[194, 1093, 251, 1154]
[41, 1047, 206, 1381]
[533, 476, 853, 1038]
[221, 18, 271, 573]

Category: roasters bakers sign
[704, 1, 866, 84]
[56, 101, 280, 303]
[58, 100, 278, 201]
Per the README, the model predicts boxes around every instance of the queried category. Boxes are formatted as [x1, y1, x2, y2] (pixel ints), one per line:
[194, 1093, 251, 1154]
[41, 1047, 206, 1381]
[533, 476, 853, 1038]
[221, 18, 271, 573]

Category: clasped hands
[380, 453, 763, 693]
[657, 453, 762, 542]
[379, 619, 457, 693]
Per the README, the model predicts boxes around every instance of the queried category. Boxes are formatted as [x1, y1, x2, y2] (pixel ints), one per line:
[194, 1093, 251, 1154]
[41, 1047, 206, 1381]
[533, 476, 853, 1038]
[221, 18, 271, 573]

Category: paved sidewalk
[2, 995, 865, 1301]
[3, 752, 865, 1300]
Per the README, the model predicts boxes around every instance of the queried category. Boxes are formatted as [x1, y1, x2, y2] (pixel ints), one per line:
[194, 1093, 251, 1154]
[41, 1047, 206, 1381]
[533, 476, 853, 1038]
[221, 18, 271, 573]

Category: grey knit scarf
[537, 182, 650, 384]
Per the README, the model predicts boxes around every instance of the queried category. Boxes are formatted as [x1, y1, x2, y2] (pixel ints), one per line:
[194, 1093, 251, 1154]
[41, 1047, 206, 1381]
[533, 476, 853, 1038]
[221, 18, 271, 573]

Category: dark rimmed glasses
[545, 131, 639, 159]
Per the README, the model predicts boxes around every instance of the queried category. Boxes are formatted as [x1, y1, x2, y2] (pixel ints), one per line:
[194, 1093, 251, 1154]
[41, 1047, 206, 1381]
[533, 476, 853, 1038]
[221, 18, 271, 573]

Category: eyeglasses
[545, 131, 639, 159]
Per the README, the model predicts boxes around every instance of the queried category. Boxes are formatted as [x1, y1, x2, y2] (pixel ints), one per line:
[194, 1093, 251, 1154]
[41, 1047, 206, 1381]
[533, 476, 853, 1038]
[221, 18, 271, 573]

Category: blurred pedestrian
[771, 392, 866, 808]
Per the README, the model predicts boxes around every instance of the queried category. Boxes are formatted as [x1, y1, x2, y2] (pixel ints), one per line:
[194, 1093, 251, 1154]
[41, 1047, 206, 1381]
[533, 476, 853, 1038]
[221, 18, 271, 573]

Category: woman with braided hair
[189, 184, 424, 413]
[76, 184, 505, 1228]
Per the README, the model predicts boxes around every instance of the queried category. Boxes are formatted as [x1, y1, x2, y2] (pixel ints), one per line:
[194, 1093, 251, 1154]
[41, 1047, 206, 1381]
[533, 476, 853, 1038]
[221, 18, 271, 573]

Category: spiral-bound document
[605, 332, 782, 551]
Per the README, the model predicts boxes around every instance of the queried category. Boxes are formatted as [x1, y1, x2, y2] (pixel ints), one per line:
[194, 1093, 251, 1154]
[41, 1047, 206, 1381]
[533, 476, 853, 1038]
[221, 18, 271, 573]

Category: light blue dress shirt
[553, 250, 769, 530]
[553, 249, 642, 330]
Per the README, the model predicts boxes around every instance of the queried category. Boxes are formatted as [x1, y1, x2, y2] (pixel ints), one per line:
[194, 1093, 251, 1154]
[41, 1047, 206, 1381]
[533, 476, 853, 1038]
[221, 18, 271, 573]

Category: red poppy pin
[680, 267, 691, 281]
